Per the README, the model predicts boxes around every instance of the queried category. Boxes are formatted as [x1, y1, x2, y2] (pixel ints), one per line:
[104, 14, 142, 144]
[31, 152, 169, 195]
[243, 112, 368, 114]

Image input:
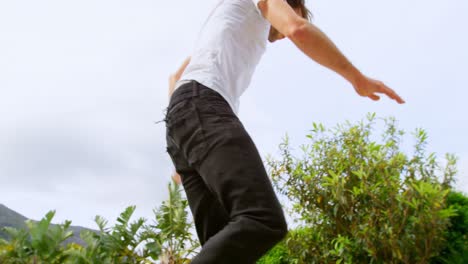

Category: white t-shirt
[175, 0, 270, 115]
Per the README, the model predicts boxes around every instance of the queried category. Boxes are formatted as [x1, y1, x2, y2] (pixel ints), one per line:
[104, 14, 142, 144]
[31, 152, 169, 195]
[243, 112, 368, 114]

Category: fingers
[354, 76, 406, 104]
[368, 94, 380, 101]
[380, 83, 405, 104]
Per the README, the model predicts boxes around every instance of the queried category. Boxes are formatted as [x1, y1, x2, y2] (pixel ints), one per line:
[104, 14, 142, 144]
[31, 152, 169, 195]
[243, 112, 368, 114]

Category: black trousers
[165, 81, 287, 264]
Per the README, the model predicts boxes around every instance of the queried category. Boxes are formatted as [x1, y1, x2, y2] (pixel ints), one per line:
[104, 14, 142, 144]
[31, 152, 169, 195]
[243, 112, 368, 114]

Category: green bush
[257, 228, 318, 264]
[0, 181, 199, 264]
[2, 114, 465, 263]
[256, 240, 289, 264]
[431, 191, 468, 264]
[0, 211, 73, 264]
[140, 181, 200, 263]
[266, 114, 458, 264]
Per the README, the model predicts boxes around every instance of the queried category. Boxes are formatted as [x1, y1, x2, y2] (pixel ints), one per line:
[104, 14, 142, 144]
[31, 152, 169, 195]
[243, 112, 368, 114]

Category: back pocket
[167, 101, 208, 167]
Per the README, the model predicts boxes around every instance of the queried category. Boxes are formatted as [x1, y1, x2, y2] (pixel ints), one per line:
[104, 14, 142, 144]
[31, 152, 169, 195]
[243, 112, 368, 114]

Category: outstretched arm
[257, 0, 405, 103]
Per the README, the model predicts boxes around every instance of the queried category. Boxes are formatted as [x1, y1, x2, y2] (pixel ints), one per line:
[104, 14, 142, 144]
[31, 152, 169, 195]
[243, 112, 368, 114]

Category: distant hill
[0, 204, 94, 246]
[0, 204, 28, 240]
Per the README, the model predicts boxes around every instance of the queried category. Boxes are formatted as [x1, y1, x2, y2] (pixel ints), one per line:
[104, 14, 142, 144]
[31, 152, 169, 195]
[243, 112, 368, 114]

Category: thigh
[179, 169, 230, 244]
[165, 113, 229, 244]
[193, 99, 284, 221]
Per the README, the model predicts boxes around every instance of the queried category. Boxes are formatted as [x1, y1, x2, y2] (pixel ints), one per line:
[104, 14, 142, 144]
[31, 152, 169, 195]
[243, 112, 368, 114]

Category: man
[164, 0, 404, 263]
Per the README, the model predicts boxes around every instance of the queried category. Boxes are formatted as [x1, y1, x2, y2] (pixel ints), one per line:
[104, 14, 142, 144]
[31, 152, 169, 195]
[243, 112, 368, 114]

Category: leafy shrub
[257, 237, 289, 264]
[140, 181, 200, 263]
[0, 211, 73, 264]
[0, 181, 199, 264]
[266, 114, 457, 264]
[2, 114, 465, 264]
[431, 191, 468, 264]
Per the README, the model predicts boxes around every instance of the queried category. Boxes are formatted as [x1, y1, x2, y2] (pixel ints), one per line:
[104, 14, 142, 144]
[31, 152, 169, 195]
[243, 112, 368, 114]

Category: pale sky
[1, 0, 467, 229]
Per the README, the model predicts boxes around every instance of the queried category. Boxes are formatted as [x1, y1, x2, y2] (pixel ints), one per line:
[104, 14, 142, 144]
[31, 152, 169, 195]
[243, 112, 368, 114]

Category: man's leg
[189, 86, 287, 264]
[180, 169, 230, 244]
[166, 141, 230, 244]
[166, 82, 288, 263]
[165, 87, 230, 244]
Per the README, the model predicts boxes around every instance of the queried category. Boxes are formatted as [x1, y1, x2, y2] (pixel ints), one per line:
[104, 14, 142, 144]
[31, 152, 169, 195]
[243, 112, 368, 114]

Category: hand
[353, 75, 405, 104]
[172, 172, 182, 185]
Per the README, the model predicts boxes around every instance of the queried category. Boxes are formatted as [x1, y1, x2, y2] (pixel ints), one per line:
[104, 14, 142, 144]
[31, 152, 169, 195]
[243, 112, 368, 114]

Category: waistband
[168, 80, 220, 110]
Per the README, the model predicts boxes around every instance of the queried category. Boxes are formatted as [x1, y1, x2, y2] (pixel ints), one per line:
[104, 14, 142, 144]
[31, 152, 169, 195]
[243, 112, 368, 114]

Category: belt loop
[192, 80, 199, 97]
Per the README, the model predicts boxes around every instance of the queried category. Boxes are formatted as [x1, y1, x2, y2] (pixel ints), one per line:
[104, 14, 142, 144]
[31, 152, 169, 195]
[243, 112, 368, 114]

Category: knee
[233, 207, 289, 244]
[254, 215, 288, 255]
[254, 211, 288, 244]
[271, 215, 288, 242]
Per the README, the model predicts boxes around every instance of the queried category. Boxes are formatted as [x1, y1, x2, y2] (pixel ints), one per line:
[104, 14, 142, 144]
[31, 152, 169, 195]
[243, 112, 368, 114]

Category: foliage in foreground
[0, 182, 199, 264]
[265, 114, 461, 264]
[1, 114, 467, 263]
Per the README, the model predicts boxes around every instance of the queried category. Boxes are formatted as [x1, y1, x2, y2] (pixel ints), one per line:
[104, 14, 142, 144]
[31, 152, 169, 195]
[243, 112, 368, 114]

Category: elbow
[285, 19, 308, 41]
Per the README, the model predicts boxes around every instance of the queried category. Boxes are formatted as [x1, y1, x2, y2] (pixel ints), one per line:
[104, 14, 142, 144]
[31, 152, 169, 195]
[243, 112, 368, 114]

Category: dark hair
[286, 0, 312, 21]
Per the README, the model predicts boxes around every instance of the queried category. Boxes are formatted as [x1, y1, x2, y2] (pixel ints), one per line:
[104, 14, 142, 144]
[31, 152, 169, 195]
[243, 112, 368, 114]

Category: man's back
[178, 0, 270, 114]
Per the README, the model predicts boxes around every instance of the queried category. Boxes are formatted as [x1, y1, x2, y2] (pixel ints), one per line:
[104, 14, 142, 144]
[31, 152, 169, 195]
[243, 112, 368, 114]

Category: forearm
[290, 22, 363, 85]
[258, 0, 404, 103]
[168, 57, 191, 99]
[168, 75, 176, 99]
